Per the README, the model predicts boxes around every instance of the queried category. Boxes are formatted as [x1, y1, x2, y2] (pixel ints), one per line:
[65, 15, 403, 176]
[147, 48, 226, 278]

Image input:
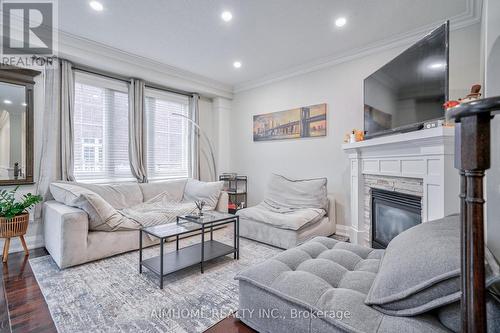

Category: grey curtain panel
[128, 79, 148, 183]
[60, 60, 76, 182]
[36, 61, 62, 211]
[35, 59, 75, 220]
[189, 94, 200, 180]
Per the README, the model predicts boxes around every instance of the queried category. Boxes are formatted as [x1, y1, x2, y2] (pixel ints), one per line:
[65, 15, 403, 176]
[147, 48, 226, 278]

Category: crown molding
[233, 0, 482, 94]
[57, 31, 233, 99]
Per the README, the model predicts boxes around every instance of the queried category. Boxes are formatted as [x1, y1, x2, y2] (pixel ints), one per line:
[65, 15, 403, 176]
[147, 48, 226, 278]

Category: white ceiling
[58, 0, 477, 89]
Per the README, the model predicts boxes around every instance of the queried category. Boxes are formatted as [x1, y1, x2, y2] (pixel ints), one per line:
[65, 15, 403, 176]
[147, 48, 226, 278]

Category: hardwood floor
[0, 248, 255, 333]
[203, 315, 256, 333]
[1, 248, 56, 333]
[0, 259, 10, 333]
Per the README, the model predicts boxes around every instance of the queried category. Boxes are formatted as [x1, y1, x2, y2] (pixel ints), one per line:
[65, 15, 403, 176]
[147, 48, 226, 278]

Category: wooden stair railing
[449, 96, 500, 333]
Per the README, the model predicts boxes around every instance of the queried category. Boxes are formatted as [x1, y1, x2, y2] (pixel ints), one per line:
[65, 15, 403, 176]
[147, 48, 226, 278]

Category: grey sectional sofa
[236, 215, 500, 332]
[43, 179, 228, 269]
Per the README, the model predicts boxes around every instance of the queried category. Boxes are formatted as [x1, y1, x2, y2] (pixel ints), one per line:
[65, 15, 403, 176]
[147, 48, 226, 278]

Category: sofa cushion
[236, 237, 449, 332]
[263, 174, 328, 212]
[183, 179, 224, 209]
[365, 215, 461, 315]
[50, 182, 140, 231]
[73, 183, 143, 209]
[237, 203, 326, 231]
[139, 179, 187, 202]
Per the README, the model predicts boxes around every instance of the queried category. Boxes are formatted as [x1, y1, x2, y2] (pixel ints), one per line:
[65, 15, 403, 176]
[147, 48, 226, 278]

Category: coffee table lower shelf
[141, 240, 235, 278]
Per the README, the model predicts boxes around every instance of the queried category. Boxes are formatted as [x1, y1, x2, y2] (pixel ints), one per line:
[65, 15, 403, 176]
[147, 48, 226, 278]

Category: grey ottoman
[235, 237, 450, 333]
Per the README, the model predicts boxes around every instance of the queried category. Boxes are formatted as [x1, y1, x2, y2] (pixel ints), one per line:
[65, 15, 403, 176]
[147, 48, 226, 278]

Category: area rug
[29, 228, 281, 333]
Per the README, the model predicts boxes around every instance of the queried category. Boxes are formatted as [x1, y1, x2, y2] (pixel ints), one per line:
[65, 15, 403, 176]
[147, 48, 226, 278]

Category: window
[145, 88, 190, 180]
[73, 72, 133, 182]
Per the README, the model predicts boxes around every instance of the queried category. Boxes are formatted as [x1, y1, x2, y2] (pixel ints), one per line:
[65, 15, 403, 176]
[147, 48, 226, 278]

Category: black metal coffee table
[139, 212, 239, 289]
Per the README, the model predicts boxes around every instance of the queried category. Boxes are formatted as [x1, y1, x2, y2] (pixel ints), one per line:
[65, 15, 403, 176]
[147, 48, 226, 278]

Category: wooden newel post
[454, 122, 469, 332]
[461, 114, 490, 333]
[450, 96, 500, 333]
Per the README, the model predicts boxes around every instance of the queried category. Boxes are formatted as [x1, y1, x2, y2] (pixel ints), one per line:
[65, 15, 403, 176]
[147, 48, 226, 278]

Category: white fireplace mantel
[342, 127, 459, 246]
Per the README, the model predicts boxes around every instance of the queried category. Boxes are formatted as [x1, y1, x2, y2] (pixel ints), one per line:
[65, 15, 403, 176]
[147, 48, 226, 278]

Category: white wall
[198, 97, 233, 182]
[483, 0, 500, 261]
[198, 97, 217, 182]
[230, 23, 482, 231]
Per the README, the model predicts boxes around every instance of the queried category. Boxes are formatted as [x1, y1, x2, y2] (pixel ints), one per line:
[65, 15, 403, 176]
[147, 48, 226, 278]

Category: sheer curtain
[60, 60, 76, 182]
[128, 79, 147, 182]
[35, 59, 75, 219]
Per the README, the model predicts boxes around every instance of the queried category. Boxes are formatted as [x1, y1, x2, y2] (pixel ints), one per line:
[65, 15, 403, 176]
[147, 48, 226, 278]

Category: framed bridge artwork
[253, 103, 327, 141]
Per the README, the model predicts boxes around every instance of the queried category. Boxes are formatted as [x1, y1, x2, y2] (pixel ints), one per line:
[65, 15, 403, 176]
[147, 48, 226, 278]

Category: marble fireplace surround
[342, 127, 459, 246]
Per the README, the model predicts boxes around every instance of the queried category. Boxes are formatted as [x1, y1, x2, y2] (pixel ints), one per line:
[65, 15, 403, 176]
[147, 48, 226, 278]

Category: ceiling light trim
[89, 1, 104, 12]
[221, 11, 233, 22]
[234, 0, 482, 93]
[335, 17, 347, 28]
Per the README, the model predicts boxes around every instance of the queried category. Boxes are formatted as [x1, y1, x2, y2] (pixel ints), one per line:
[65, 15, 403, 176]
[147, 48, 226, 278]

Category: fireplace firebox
[371, 188, 422, 249]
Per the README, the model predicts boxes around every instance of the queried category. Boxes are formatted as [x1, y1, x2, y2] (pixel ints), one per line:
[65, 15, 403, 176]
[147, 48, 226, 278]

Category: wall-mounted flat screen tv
[364, 22, 449, 139]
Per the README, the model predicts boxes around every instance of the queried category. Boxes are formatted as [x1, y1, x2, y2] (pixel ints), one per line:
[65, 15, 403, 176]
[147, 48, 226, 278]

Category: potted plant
[0, 186, 42, 262]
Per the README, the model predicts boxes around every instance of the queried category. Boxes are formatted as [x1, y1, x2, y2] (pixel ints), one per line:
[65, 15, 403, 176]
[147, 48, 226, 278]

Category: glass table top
[178, 211, 236, 224]
[142, 212, 237, 238]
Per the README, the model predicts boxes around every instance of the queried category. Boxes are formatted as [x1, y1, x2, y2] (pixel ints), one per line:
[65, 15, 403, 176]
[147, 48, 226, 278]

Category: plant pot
[0, 212, 29, 238]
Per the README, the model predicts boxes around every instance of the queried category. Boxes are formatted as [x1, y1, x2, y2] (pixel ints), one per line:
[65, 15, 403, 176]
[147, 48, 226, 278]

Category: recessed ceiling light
[221, 11, 233, 22]
[233, 61, 242, 69]
[3, 100, 12, 105]
[89, 1, 104, 12]
[335, 17, 347, 28]
[21, 102, 27, 106]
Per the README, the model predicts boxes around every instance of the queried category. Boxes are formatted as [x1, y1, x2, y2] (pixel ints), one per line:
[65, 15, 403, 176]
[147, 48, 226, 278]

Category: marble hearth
[342, 127, 459, 247]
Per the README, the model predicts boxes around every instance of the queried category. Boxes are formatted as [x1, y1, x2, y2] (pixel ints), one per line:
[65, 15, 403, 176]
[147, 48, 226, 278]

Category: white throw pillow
[183, 179, 224, 209]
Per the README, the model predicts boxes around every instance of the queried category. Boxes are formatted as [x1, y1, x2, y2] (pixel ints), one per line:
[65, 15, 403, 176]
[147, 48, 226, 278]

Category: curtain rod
[71, 62, 195, 98]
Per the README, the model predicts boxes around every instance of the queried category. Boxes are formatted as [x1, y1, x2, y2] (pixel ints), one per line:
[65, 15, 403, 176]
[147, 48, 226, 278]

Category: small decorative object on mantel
[0, 186, 42, 262]
[443, 84, 482, 124]
[344, 129, 364, 143]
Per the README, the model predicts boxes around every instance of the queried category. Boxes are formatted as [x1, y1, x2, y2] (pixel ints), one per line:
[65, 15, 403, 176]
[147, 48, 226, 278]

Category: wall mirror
[0, 67, 40, 185]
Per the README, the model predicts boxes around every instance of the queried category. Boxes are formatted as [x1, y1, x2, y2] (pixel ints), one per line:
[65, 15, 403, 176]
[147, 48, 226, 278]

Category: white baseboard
[348, 227, 370, 247]
[0, 234, 45, 255]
